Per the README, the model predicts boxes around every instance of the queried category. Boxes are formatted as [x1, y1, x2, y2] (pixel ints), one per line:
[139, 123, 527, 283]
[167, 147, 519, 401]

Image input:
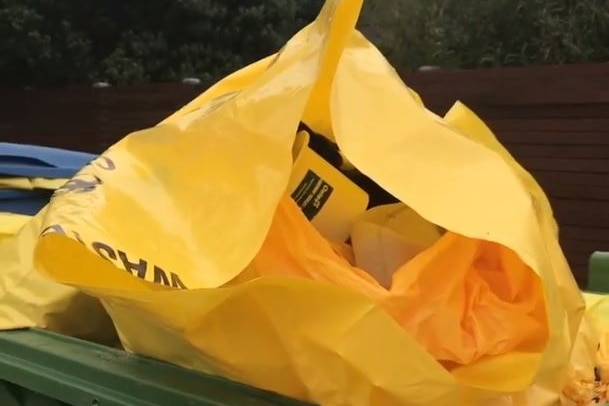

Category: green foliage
[0, 0, 323, 87]
[1, 0, 608, 87]
[363, 0, 609, 69]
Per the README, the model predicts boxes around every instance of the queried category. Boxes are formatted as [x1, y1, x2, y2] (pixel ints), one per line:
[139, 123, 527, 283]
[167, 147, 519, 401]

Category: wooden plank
[534, 172, 609, 187]
[462, 104, 609, 120]
[517, 158, 609, 174]
[561, 226, 609, 243]
[499, 132, 609, 145]
[490, 118, 609, 132]
[537, 183, 609, 202]
[507, 144, 609, 159]
[553, 199, 609, 228]
[403, 63, 609, 105]
[562, 240, 608, 259]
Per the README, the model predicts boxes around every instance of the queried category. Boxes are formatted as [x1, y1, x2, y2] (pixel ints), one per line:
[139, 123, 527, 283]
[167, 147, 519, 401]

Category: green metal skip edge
[588, 251, 609, 293]
[0, 328, 311, 406]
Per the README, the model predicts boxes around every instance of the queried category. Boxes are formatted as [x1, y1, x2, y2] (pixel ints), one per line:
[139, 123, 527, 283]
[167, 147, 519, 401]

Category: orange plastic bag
[247, 195, 548, 367]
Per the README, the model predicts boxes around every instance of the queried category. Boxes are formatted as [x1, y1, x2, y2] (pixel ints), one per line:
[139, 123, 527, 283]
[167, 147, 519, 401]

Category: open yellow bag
[0, 212, 30, 240]
[0, 209, 117, 344]
[34, 0, 584, 404]
[562, 292, 609, 405]
[0, 178, 115, 342]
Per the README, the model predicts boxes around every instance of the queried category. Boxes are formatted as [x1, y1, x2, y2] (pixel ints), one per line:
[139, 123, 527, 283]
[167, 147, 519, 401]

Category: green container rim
[0, 328, 311, 406]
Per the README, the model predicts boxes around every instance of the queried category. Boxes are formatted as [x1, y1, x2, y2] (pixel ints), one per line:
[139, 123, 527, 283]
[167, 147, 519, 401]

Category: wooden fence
[1, 63, 608, 287]
[0, 84, 205, 153]
[404, 63, 609, 287]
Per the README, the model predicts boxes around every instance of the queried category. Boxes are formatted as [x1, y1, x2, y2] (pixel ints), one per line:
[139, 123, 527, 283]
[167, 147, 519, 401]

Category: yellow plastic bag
[34, 0, 584, 405]
[0, 209, 117, 343]
[442, 102, 585, 402]
[562, 293, 609, 405]
[0, 177, 32, 189]
[0, 177, 67, 190]
[0, 212, 30, 240]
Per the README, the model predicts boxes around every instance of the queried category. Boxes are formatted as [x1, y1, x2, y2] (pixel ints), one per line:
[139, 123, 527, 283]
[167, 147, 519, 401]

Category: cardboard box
[288, 131, 369, 242]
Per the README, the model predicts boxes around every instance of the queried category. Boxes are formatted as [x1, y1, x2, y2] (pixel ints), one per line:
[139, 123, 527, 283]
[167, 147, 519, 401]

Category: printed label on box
[291, 170, 334, 220]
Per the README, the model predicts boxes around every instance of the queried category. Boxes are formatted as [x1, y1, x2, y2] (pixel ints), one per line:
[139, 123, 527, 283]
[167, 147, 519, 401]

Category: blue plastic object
[0, 188, 52, 215]
[0, 143, 95, 178]
[0, 190, 42, 199]
[0, 197, 50, 215]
